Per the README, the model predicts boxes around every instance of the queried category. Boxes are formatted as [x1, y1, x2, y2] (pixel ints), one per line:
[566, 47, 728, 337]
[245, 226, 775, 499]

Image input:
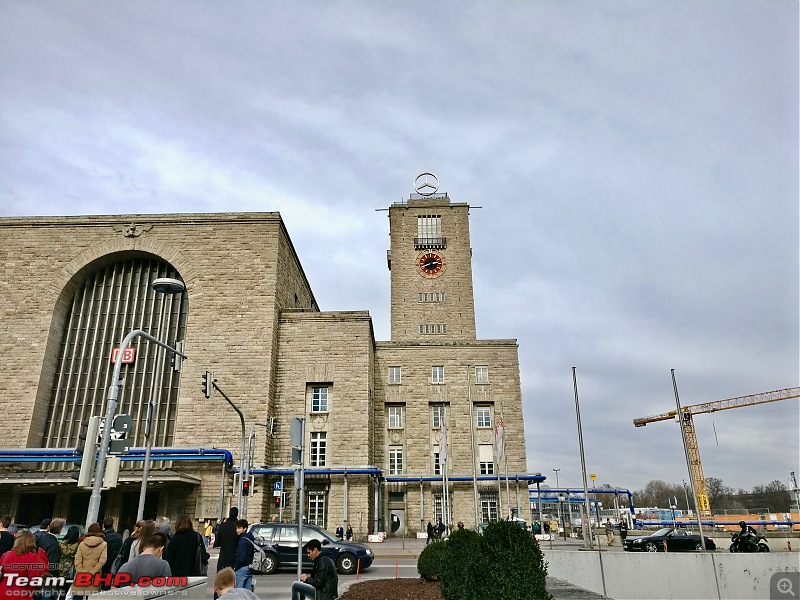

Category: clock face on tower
[417, 252, 445, 278]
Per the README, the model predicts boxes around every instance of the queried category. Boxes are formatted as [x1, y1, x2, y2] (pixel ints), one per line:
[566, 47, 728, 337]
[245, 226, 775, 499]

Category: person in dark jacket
[102, 517, 123, 582]
[233, 520, 255, 590]
[37, 518, 64, 576]
[300, 538, 338, 600]
[214, 507, 239, 571]
[163, 514, 209, 576]
[0, 515, 14, 556]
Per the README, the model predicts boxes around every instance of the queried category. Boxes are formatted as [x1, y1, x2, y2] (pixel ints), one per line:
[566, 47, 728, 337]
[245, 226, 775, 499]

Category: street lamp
[553, 468, 561, 539]
[558, 494, 567, 540]
[87, 327, 186, 528]
[136, 278, 186, 521]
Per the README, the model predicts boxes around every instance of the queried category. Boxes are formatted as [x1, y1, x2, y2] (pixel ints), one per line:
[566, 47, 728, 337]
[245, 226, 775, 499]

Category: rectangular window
[480, 494, 499, 523]
[476, 406, 491, 428]
[433, 445, 441, 475]
[389, 446, 404, 475]
[475, 366, 489, 384]
[307, 492, 325, 527]
[388, 366, 401, 385]
[431, 366, 445, 384]
[417, 215, 442, 239]
[310, 432, 327, 467]
[388, 405, 404, 429]
[418, 292, 446, 303]
[431, 405, 445, 429]
[311, 387, 328, 412]
[479, 444, 495, 475]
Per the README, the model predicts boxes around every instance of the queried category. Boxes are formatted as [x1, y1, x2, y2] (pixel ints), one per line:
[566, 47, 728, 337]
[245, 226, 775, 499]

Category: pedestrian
[130, 520, 156, 558]
[101, 517, 123, 585]
[426, 521, 434, 545]
[543, 521, 550, 535]
[204, 520, 214, 546]
[114, 521, 140, 573]
[70, 523, 107, 599]
[214, 507, 239, 572]
[618, 518, 627, 543]
[163, 514, 209, 576]
[345, 524, 353, 541]
[335, 525, 344, 540]
[234, 519, 255, 590]
[59, 525, 80, 576]
[214, 566, 260, 599]
[300, 539, 338, 600]
[32, 518, 51, 546]
[155, 516, 173, 545]
[36, 518, 64, 576]
[0, 515, 14, 555]
[457, 521, 464, 530]
[436, 518, 446, 540]
[0, 530, 48, 599]
[605, 518, 614, 546]
[113, 532, 171, 587]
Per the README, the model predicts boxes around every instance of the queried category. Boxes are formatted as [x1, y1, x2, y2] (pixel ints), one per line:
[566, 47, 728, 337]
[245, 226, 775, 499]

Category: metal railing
[414, 237, 447, 250]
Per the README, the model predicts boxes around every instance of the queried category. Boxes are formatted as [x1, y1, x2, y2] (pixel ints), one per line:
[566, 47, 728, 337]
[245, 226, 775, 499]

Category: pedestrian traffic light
[249, 475, 257, 495]
[275, 494, 281, 508]
[71, 416, 101, 489]
[242, 478, 250, 496]
[202, 371, 215, 399]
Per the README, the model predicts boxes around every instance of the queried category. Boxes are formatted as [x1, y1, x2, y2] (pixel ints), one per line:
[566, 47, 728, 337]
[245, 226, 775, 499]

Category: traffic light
[275, 494, 281, 508]
[242, 478, 250, 496]
[249, 475, 257, 495]
[71, 416, 101, 489]
[202, 371, 215, 399]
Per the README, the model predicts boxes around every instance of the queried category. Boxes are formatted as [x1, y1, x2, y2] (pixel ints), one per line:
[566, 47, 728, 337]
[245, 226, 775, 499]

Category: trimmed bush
[417, 539, 448, 582]
[440, 528, 482, 600]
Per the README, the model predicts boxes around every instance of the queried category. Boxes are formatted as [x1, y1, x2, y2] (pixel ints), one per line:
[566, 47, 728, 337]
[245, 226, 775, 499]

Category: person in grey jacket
[300, 539, 338, 600]
[214, 567, 260, 599]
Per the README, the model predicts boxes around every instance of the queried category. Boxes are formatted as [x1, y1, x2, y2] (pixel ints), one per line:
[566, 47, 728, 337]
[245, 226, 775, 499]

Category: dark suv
[249, 522, 373, 575]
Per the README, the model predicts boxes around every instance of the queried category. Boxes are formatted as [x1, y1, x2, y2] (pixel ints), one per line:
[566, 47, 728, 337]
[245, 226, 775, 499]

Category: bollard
[356, 558, 361, 580]
[788, 541, 793, 552]
[663, 540, 668, 552]
[396, 558, 399, 578]
[291, 580, 316, 600]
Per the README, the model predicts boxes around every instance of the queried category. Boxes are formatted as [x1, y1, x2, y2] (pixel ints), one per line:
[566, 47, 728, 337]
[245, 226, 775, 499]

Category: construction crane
[633, 386, 800, 517]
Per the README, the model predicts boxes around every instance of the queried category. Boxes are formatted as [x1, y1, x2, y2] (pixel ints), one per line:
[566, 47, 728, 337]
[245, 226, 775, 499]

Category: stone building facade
[0, 192, 536, 536]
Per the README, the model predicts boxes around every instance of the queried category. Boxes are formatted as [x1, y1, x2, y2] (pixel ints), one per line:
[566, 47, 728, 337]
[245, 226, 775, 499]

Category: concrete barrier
[544, 550, 799, 599]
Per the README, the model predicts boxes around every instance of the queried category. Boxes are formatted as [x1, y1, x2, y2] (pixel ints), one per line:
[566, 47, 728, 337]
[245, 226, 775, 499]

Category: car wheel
[695, 543, 703, 551]
[336, 553, 357, 575]
[262, 552, 278, 575]
[729, 544, 737, 553]
[645, 542, 658, 553]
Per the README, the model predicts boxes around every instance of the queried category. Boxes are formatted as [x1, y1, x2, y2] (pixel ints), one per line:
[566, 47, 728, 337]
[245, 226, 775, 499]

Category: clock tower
[387, 191, 477, 341]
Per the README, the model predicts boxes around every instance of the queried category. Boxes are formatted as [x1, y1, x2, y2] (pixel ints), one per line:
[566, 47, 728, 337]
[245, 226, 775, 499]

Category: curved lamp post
[136, 278, 186, 521]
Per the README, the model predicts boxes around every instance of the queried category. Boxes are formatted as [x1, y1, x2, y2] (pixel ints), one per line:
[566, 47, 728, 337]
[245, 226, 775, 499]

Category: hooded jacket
[71, 534, 108, 595]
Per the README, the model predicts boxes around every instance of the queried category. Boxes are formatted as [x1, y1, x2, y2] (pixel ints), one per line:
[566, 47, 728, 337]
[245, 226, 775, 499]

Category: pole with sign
[290, 417, 305, 581]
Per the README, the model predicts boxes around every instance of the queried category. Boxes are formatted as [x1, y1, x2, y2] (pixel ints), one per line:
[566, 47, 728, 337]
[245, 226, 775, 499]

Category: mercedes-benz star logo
[414, 172, 440, 196]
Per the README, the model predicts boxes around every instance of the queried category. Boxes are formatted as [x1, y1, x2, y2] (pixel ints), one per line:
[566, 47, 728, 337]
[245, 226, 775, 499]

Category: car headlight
[365, 549, 372, 555]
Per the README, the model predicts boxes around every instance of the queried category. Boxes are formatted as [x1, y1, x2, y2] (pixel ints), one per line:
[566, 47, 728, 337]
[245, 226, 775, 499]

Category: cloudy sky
[1, 2, 797, 497]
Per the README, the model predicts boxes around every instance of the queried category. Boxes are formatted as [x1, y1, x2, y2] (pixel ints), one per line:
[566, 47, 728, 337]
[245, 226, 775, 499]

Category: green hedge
[418, 520, 552, 600]
[417, 539, 448, 581]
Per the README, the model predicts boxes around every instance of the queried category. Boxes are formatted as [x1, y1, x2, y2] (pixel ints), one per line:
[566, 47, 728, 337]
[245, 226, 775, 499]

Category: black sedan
[623, 528, 716, 552]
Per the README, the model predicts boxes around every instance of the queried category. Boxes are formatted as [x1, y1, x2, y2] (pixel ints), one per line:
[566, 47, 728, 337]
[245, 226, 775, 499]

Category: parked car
[623, 527, 716, 552]
[8, 524, 30, 536]
[248, 522, 373, 575]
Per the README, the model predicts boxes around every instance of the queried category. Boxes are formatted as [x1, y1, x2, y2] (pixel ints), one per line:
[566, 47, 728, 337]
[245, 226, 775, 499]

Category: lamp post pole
[553, 468, 562, 537]
[572, 367, 594, 550]
[87, 328, 186, 528]
[137, 278, 185, 522]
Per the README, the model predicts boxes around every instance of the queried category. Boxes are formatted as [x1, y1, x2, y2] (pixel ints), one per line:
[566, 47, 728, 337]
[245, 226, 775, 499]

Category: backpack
[248, 539, 268, 574]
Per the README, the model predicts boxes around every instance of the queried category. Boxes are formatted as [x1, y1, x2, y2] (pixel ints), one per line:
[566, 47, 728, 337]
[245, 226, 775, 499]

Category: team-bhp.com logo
[2, 572, 188, 589]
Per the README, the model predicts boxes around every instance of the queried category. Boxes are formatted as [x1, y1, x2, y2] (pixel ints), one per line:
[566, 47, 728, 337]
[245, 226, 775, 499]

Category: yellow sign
[590, 473, 596, 481]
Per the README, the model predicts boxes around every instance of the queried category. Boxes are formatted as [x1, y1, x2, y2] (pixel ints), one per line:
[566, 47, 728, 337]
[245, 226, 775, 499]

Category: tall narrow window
[307, 492, 325, 527]
[310, 432, 327, 467]
[479, 444, 495, 475]
[311, 387, 328, 412]
[431, 405, 445, 429]
[388, 366, 401, 385]
[388, 405, 404, 429]
[431, 366, 445, 384]
[388, 446, 404, 475]
[433, 445, 441, 475]
[475, 366, 489, 384]
[476, 406, 492, 428]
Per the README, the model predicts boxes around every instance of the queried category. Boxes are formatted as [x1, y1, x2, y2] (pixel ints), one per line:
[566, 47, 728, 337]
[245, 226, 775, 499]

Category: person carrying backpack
[233, 520, 255, 591]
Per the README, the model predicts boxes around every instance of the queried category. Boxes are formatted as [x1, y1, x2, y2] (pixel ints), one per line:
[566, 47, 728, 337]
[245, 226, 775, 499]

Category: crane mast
[633, 386, 800, 517]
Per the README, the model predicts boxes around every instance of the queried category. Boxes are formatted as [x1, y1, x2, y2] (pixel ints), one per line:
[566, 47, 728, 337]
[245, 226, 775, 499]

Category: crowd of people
[0, 509, 337, 600]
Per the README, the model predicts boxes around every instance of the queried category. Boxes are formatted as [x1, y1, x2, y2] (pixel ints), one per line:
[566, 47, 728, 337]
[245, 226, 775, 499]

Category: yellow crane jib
[632, 386, 800, 517]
